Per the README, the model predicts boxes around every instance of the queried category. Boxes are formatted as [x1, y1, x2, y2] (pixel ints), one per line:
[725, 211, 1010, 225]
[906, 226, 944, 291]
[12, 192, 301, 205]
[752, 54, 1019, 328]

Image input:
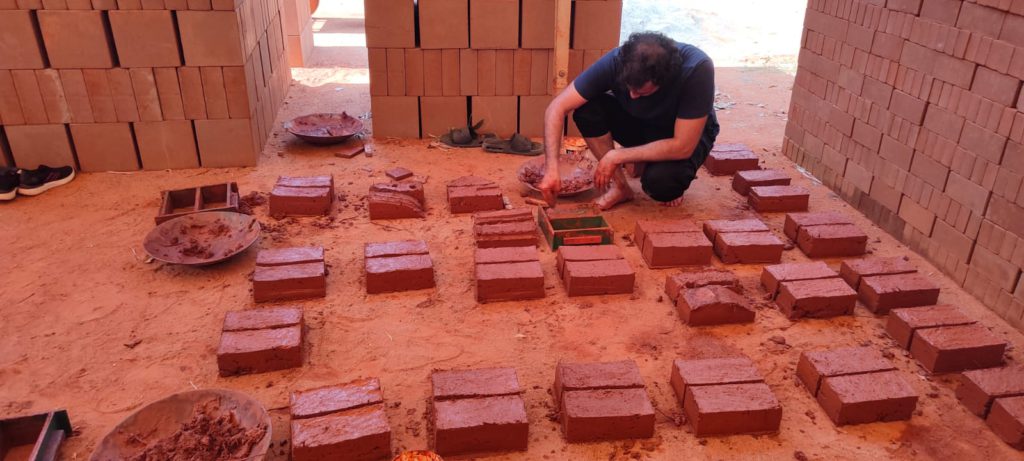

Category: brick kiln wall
[784, 0, 1024, 332]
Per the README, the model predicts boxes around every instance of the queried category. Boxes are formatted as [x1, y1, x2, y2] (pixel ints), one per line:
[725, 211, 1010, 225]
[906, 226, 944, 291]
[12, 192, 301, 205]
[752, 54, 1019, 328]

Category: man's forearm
[543, 106, 566, 172]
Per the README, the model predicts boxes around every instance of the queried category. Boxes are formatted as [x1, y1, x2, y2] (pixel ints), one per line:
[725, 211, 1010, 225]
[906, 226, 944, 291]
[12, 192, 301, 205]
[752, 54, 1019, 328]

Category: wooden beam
[552, 0, 571, 91]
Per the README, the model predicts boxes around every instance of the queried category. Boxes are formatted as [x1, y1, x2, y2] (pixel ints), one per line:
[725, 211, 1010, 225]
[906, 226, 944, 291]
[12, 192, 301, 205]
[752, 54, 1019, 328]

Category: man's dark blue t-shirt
[573, 42, 720, 146]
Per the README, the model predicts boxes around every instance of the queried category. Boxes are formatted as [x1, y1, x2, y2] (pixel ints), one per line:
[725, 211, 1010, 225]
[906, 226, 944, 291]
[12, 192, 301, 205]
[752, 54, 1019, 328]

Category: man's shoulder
[674, 41, 712, 68]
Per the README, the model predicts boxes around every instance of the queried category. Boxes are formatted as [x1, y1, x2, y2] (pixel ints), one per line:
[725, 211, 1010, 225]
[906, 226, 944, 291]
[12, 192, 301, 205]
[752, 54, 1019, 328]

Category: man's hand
[594, 149, 622, 190]
[538, 169, 561, 207]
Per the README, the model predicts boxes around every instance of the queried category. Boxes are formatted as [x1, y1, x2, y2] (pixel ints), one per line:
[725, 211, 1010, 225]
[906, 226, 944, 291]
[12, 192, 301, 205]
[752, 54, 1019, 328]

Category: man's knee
[641, 162, 696, 202]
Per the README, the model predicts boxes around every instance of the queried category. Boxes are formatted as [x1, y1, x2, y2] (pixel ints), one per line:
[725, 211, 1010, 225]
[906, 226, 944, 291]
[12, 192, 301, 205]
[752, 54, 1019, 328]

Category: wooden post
[552, 0, 571, 91]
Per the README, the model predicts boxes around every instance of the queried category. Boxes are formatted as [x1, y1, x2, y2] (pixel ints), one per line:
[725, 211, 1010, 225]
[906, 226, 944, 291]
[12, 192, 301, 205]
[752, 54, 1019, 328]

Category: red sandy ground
[2, 65, 1024, 459]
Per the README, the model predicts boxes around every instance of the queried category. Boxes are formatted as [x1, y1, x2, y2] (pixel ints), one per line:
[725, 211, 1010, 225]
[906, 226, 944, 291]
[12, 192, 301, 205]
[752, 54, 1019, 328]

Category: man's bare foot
[661, 196, 684, 207]
[594, 182, 635, 210]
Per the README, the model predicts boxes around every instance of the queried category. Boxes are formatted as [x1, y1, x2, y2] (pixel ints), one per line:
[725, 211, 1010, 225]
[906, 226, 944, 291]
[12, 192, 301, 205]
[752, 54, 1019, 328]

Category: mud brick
[253, 262, 326, 302]
[370, 96, 419, 138]
[291, 405, 391, 461]
[572, 0, 622, 50]
[36, 69, 70, 123]
[224, 306, 302, 332]
[817, 370, 918, 426]
[513, 50, 530, 94]
[135, 120, 200, 170]
[910, 325, 1007, 374]
[368, 191, 425, 219]
[432, 367, 522, 400]
[472, 95, 518, 137]
[0, 71, 26, 125]
[385, 167, 413, 180]
[669, 357, 762, 404]
[433, 395, 528, 455]
[839, 256, 917, 290]
[988, 396, 1024, 450]
[475, 231, 538, 249]
[448, 185, 503, 214]
[702, 218, 769, 241]
[363, 0, 415, 48]
[858, 273, 940, 314]
[419, 0, 468, 49]
[677, 285, 754, 326]
[475, 246, 538, 265]
[519, 95, 553, 136]
[761, 262, 837, 299]
[0, 11, 47, 69]
[177, 11, 244, 66]
[796, 224, 868, 258]
[664, 269, 739, 302]
[474, 207, 533, 225]
[152, 67, 185, 118]
[797, 347, 897, 396]
[365, 254, 435, 294]
[777, 277, 857, 319]
[11, 71, 47, 122]
[291, 378, 383, 420]
[5, 124, 75, 169]
[270, 186, 332, 216]
[556, 245, 622, 278]
[476, 261, 545, 302]
[475, 220, 535, 239]
[634, 219, 700, 252]
[958, 365, 1024, 417]
[38, 11, 115, 68]
[364, 240, 428, 259]
[470, 0, 518, 49]
[783, 211, 853, 240]
[561, 388, 655, 442]
[194, 118, 257, 167]
[109, 11, 182, 67]
[257, 247, 324, 266]
[554, 359, 644, 406]
[748, 185, 810, 212]
[69, 123, 139, 172]
[200, 67, 228, 119]
[564, 258, 635, 296]
[886, 305, 976, 349]
[642, 232, 713, 268]
[217, 324, 303, 375]
[684, 382, 781, 436]
[704, 149, 759, 176]
[732, 169, 791, 196]
[714, 231, 784, 264]
[521, 0, 555, 49]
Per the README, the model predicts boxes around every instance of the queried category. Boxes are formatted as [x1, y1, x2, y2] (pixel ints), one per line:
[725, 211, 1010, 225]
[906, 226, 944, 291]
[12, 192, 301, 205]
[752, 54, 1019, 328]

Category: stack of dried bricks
[448, 175, 504, 214]
[473, 208, 538, 248]
[748, 185, 811, 213]
[762, 261, 857, 319]
[797, 347, 918, 426]
[703, 218, 784, 264]
[732, 169, 791, 196]
[633, 219, 712, 268]
[670, 356, 782, 436]
[958, 365, 1024, 449]
[289, 378, 392, 460]
[430, 367, 529, 456]
[554, 360, 655, 442]
[365, 0, 621, 138]
[475, 245, 544, 303]
[556, 244, 635, 296]
[270, 175, 334, 217]
[281, 0, 313, 67]
[784, 211, 868, 258]
[887, 304, 1006, 373]
[784, 1, 1024, 333]
[703, 143, 760, 176]
[840, 256, 940, 314]
[0, 1, 289, 170]
[253, 247, 326, 302]
[368, 174, 426, 220]
[217, 306, 303, 376]
[364, 240, 435, 294]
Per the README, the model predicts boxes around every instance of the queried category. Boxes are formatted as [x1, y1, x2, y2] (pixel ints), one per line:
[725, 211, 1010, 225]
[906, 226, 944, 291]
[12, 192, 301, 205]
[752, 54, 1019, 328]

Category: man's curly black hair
[617, 32, 682, 89]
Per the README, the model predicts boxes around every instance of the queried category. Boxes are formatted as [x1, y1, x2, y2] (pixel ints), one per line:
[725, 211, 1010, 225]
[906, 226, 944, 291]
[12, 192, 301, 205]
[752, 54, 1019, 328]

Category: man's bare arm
[539, 83, 588, 205]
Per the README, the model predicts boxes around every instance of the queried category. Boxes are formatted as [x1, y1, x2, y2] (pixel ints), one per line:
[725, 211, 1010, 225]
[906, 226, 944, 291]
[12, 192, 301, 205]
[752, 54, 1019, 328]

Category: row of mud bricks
[784, 0, 1024, 332]
[0, 3, 288, 170]
[366, 0, 622, 138]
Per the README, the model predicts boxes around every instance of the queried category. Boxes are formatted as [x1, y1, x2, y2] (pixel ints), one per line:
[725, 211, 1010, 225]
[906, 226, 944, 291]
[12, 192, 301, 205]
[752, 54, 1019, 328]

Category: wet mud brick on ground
[909, 324, 1007, 374]
[702, 218, 770, 241]
[559, 245, 635, 296]
[217, 307, 303, 376]
[475, 246, 544, 303]
[473, 208, 538, 248]
[798, 347, 917, 426]
[703, 218, 782, 264]
[253, 247, 327, 302]
[796, 224, 868, 258]
[858, 273, 940, 314]
[270, 175, 334, 216]
[368, 181, 426, 220]
[783, 211, 853, 240]
[732, 169, 791, 196]
[364, 240, 435, 294]
[676, 285, 755, 326]
[633, 219, 711, 268]
[797, 347, 897, 396]
[385, 167, 413, 180]
[671, 356, 781, 436]
[447, 175, 504, 214]
[761, 262, 838, 299]
[776, 277, 857, 319]
[664, 269, 740, 302]
[704, 143, 760, 176]
[987, 396, 1024, 449]
[958, 365, 1024, 417]
[430, 367, 528, 456]
[557, 245, 624, 279]
[748, 185, 810, 213]
[289, 378, 391, 461]
[887, 305, 977, 349]
[839, 256, 917, 290]
[554, 360, 655, 442]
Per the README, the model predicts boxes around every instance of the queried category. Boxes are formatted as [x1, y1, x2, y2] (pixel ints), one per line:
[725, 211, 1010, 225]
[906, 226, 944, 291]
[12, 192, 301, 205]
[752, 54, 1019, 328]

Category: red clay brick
[748, 185, 811, 212]
[109, 11, 182, 67]
[476, 261, 545, 302]
[783, 211, 853, 240]
[365, 254, 435, 294]
[704, 149, 760, 176]
[676, 285, 754, 326]
[669, 357, 761, 404]
[291, 405, 391, 461]
[37, 11, 115, 68]
[987, 396, 1024, 449]
[858, 273, 941, 313]
[253, 262, 326, 302]
[886, 305, 976, 349]
[475, 246, 538, 265]
[270, 185, 332, 216]
[642, 232, 713, 268]
[714, 232, 784, 264]
[223, 306, 302, 332]
[419, 0, 468, 49]
[217, 325, 302, 375]
[363, 0, 415, 48]
[572, 0, 622, 50]
[69, 123, 139, 171]
[448, 176, 504, 214]
[664, 269, 739, 302]
[797, 347, 898, 397]
[469, 0, 518, 49]
[634, 219, 700, 251]
[368, 191, 425, 220]
[684, 382, 782, 436]
[777, 277, 858, 319]
[434, 395, 528, 455]
[732, 169, 791, 196]
[257, 247, 324, 266]
[290, 378, 383, 420]
[364, 240, 428, 258]
[556, 244, 622, 278]
[177, 11, 244, 66]
[563, 259, 634, 296]
[554, 360, 644, 403]
[817, 370, 918, 425]
[761, 262, 837, 298]
[910, 324, 1007, 373]
[839, 256, 917, 290]
[958, 365, 1024, 416]
[0, 11, 47, 69]
[432, 367, 522, 400]
[702, 218, 769, 241]
[561, 388, 655, 442]
[797, 224, 868, 258]
[370, 182, 425, 204]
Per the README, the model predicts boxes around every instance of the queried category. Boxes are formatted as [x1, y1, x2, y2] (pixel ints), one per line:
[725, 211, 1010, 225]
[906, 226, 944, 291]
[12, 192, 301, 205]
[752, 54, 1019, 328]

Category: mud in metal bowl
[143, 211, 260, 266]
[284, 112, 364, 145]
[517, 148, 597, 197]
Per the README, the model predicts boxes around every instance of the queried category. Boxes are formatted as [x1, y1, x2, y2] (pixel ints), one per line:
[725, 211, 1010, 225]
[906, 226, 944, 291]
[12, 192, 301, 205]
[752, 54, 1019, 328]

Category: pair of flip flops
[440, 121, 543, 155]
[440, 120, 495, 147]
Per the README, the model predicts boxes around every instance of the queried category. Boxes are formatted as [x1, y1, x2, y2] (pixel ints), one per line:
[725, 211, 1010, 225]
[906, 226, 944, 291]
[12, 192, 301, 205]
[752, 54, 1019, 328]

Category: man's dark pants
[572, 93, 713, 202]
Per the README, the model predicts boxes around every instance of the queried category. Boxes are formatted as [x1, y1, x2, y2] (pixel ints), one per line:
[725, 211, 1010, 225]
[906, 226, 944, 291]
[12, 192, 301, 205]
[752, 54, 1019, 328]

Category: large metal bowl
[284, 112, 364, 145]
[89, 389, 272, 461]
[517, 148, 596, 197]
[143, 211, 260, 266]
